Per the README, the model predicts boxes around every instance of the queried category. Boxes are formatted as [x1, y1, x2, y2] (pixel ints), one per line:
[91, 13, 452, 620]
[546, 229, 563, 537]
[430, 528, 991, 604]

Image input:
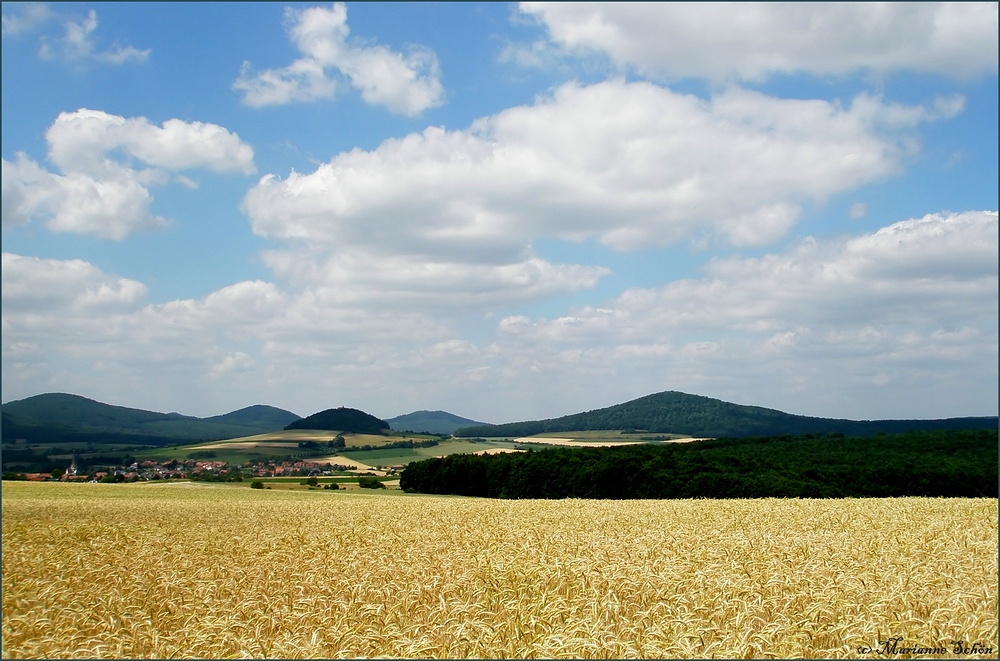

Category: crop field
[2, 483, 996, 659]
[339, 439, 519, 466]
[531, 431, 693, 441]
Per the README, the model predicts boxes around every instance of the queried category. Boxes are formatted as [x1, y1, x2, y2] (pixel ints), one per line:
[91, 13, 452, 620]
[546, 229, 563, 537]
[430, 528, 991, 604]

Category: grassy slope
[128, 433, 507, 467]
[339, 440, 517, 466]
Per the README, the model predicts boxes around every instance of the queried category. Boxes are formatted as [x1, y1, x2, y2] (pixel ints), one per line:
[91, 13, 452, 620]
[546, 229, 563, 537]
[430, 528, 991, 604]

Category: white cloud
[1, 252, 147, 313]
[261, 250, 609, 310]
[0, 249, 461, 415]
[210, 352, 257, 377]
[244, 80, 952, 257]
[234, 3, 444, 115]
[234, 58, 337, 107]
[518, 2, 999, 81]
[481, 211, 998, 418]
[2, 212, 994, 421]
[2, 109, 255, 239]
[44, 109, 255, 175]
[2, 3, 55, 36]
[38, 9, 149, 64]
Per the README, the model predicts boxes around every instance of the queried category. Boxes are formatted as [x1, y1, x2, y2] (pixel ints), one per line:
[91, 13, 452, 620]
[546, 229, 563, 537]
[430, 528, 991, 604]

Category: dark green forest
[455, 390, 999, 438]
[285, 407, 390, 434]
[400, 429, 999, 499]
[386, 410, 488, 435]
[2, 394, 299, 446]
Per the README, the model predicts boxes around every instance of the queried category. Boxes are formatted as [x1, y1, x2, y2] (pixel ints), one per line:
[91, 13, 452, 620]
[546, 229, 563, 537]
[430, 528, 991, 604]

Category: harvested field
[513, 436, 645, 447]
[310, 456, 374, 470]
[2, 483, 996, 659]
[188, 441, 303, 450]
[472, 448, 527, 455]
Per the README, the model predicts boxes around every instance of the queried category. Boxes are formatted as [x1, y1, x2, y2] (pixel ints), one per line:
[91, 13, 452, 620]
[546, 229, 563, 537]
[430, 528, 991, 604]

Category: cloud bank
[518, 3, 999, 81]
[3, 211, 994, 420]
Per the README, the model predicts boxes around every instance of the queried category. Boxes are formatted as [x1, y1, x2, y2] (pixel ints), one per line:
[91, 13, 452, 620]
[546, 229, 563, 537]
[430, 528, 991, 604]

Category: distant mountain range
[454, 390, 999, 438]
[386, 410, 489, 435]
[3, 390, 995, 448]
[1, 393, 301, 446]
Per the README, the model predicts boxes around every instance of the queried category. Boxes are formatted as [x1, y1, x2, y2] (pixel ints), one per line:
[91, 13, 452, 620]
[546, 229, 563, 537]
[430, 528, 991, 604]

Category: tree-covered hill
[1, 393, 294, 445]
[204, 404, 301, 429]
[386, 410, 488, 435]
[401, 429, 998, 499]
[454, 390, 998, 438]
[285, 407, 389, 434]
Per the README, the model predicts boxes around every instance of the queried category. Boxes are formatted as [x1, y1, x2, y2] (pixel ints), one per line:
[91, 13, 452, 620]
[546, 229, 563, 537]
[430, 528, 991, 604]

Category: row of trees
[401, 429, 998, 499]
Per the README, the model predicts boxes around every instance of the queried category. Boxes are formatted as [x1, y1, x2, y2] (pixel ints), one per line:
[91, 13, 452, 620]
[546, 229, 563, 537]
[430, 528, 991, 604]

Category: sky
[2, 2, 997, 424]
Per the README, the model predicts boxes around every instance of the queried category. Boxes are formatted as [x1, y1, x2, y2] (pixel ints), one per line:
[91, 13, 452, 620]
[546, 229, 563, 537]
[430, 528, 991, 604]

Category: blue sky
[2, 2, 997, 423]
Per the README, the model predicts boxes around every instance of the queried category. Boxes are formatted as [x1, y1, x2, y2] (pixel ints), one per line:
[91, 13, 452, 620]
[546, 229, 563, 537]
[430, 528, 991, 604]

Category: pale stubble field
[2, 482, 996, 658]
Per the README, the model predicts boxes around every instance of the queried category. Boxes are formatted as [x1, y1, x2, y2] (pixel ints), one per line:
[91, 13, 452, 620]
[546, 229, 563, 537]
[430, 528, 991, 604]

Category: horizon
[4, 387, 998, 428]
[3, 3, 998, 423]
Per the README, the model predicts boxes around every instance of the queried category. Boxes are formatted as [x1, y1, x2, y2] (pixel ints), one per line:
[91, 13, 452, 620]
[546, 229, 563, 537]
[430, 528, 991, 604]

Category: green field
[339, 439, 519, 466]
[7, 427, 672, 475]
[529, 430, 692, 441]
[122, 434, 522, 468]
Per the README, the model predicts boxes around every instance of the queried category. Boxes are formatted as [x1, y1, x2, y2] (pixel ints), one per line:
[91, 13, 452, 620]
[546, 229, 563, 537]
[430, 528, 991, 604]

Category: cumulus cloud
[0, 250, 458, 415]
[244, 80, 953, 257]
[35, 8, 149, 64]
[234, 3, 444, 116]
[518, 2, 999, 81]
[2, 212, 995, 420]
[261, 250, 609, 310]
[1, 252, 147, 313]
[482, 211, 998, 418]
[2, 109, 255, 239]
[44, 109, 255, 175]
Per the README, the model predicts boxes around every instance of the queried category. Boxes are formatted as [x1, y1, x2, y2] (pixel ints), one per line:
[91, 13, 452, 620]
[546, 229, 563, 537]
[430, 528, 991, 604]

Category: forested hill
[1, 393, 299, 445]
[285, 407, 389, 434]
[204, 405, 301, 429]
[454, 390, 999, 438]
[387, 410, 488, 435]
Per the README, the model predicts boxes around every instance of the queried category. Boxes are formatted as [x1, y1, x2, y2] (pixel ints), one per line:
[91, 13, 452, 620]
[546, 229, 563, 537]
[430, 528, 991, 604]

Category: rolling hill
[453, 390, 999, 438]
[285, 407, 389, 434]
[1, 393, 300, 445]
[204, 405, 301, 430]
[386, 410, 489, 435]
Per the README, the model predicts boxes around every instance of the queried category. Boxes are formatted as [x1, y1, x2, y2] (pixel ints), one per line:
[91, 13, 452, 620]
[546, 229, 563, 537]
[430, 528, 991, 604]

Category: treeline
[400, 429, 998, 499]
[453, 390, 999, 438]
[352, 438, 440, 452]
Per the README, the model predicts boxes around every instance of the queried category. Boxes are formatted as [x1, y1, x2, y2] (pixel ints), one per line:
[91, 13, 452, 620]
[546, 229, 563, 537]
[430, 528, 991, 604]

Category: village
[8, 457, 403, 483]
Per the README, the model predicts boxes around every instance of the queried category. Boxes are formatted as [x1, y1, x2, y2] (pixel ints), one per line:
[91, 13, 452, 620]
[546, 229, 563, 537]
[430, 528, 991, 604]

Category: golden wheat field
[2, 482, 997, 659]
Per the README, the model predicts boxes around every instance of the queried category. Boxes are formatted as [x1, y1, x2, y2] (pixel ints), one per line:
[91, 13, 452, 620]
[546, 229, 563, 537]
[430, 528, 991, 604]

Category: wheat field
[2, 482, 996, 659]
